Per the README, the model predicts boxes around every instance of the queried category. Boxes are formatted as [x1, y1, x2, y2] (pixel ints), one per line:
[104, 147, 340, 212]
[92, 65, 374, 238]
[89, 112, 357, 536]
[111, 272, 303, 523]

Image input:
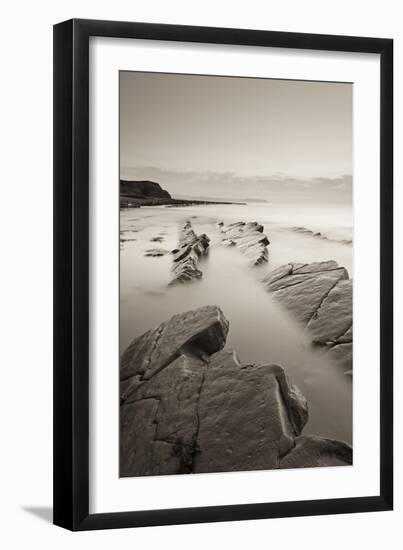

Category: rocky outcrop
[289, 226, 352, 245]
[120, 305, 228, 389]
[218, 221, 269, 266]
[120, 179, 172, 200]
[120, 179, 244, 208]
[144, 248, 170, 257]
[169, 222, 210, 285]
[278, 435, 353, 468]
[120, 305, 352, 477]
[262, 261, 353, 372]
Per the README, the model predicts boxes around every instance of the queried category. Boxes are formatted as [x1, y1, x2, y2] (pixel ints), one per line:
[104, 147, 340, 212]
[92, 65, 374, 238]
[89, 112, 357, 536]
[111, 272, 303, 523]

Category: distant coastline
[174, 194, 268, 204]
[120, 179, 245, 208]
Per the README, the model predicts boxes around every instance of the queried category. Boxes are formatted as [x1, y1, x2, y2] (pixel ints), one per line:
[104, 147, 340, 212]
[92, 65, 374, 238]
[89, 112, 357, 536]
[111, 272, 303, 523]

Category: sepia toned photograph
[119, 71, 353, 477]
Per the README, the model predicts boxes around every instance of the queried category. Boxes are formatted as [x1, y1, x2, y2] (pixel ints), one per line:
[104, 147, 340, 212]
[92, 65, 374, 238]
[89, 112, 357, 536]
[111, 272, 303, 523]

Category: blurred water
[120, 203, 353, 444]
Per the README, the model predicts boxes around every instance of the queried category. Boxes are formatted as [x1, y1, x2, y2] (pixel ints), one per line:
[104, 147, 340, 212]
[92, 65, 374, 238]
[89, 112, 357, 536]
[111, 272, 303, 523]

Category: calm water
[120, 203, 353, 444]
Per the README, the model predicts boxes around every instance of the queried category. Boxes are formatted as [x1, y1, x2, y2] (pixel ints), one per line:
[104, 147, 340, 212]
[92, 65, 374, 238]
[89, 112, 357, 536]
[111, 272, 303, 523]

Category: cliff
[120, 179, 244, 208]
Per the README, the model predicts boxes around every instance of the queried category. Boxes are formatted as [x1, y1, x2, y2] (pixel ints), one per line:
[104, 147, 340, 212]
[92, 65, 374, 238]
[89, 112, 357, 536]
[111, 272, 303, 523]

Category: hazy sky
[120, 71, 352, 202]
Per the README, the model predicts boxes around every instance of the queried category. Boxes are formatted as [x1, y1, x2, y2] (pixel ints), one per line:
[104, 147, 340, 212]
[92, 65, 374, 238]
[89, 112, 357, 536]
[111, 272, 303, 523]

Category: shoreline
[120, 196, 246, 208]
[120, 207, 353, 444]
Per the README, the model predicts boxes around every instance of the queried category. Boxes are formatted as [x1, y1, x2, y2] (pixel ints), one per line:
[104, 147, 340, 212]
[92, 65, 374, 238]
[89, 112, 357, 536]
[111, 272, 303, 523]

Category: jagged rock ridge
[289, 226, 352, 245]
[218, 221, 270, 266]
[144, 248, 170, 257]
[169, 221, 210, 285]
[262, 261, 352, 372]
[120, 305, 352, 477]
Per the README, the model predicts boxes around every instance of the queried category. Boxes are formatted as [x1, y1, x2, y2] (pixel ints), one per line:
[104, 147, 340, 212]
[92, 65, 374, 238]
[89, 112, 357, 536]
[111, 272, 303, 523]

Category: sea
[120, 202, 353, 444]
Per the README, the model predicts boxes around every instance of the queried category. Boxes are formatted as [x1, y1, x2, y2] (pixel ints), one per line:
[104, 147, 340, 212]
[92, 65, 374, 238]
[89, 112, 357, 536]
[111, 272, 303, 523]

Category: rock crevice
[262, 261, 353, 372]
[169, 221, 210, 285]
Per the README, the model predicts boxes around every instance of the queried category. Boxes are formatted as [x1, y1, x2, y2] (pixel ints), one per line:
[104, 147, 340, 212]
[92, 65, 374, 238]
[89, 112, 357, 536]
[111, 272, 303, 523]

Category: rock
[120, 306, 352, 477]
[121, 355, 206, 476]
[326, 342, 353, 372]
[218, 221, 270, 266]
[120, 179, 172, 200]
[307, 279, 352, 340]
[262, 261, 352, 371]
[291, 226, 327, 239]
[169, 221, 210, 285]
[150, 236, 164, 243]
[144, 248, 170, 257]
[288, 226, 352, 245]
[193, 352, 308, 473]
[262, 261, 348, 324]
[278, 435, 352, 468]
[120, 305, 229, 395]
[119, 179, 245, 208]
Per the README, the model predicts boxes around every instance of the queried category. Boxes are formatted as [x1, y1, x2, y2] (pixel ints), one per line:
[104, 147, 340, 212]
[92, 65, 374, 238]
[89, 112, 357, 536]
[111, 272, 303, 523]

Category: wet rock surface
[169, 221, 210, 285]
[120, 305, 352, 477]
[278, 435, 353, 469]
[217, 221, 270, 266]
[144, 248, 170, 257]
[262, 261, 353, 372]
[289, 226, 352, 245]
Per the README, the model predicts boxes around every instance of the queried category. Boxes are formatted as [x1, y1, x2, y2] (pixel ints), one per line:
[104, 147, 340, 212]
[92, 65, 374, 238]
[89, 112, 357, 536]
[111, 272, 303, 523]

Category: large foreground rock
[120, 305, 229, 400]
[262, 261, 353, 372]
[169, 221, 210, 285]
[217, 221, 270, 266]
[120, 305, 352, 477]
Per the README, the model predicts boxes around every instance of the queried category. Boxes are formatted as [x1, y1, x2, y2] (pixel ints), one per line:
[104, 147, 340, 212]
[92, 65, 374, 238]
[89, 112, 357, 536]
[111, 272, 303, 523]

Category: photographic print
[119, 71, 353, 477]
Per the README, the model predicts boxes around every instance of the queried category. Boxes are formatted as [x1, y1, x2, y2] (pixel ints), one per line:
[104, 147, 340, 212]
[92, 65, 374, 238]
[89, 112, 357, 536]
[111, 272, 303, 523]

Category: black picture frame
[53, 18, 393, 531]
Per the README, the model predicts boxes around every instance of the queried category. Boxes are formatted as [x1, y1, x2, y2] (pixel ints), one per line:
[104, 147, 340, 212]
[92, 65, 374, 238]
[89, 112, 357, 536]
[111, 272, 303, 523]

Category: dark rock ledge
[120, 179, 244, 208]
[144, 248, 170, 257]
[169, 221, 210, 285]
[262, 261, 353, 373]
[218, 221, 270, 266]
[120, 305, 352, 477]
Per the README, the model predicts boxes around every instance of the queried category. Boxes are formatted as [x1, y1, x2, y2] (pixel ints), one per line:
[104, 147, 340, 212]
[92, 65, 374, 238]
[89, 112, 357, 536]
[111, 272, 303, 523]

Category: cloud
[121, 166, 352, 204]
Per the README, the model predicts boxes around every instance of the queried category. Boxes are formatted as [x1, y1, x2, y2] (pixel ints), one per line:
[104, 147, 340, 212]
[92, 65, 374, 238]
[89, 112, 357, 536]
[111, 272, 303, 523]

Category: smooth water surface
[120, 203, 353, 444]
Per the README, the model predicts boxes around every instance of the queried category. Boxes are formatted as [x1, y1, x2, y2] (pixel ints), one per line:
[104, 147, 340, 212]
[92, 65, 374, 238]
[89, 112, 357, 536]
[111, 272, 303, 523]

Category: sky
[120, 71, 352, 203]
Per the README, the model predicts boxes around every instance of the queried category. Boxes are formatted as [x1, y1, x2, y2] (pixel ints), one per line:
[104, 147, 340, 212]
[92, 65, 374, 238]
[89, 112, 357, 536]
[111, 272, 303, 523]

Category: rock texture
[169, 221, 210, 285]
[218, 221, 270, 266]
[120, 305, 352, 477]
[120, 179, 172, 200]
[144, 248, 170, 257]
[289, 226, 352, 245]
[262, 261, 353, 372]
